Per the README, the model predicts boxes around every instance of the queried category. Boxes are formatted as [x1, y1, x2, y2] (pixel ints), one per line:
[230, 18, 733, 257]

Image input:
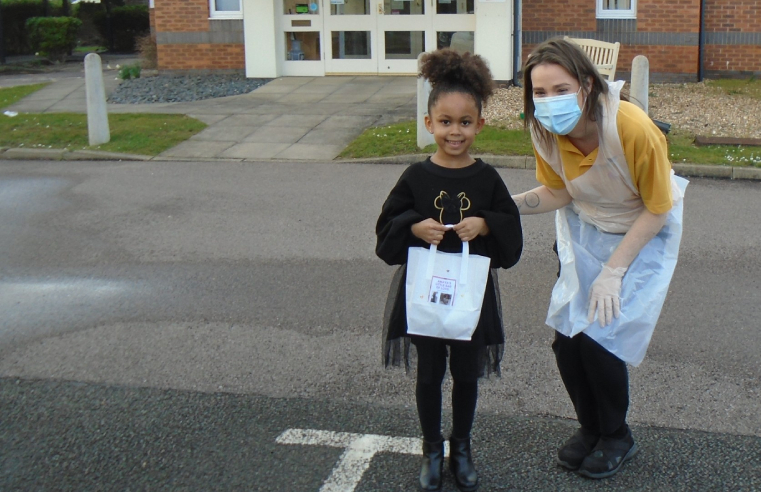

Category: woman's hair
[522, 38, 609, 147]
[419, 49, 494, 116]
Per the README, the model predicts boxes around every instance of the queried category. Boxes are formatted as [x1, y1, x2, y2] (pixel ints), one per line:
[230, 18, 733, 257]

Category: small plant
[26, 16, 82, 63]
[119, 63, 141, 80]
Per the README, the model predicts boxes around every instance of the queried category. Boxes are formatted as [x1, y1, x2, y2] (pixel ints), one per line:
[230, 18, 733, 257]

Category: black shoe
[578, 428, 639, 479]
[420, 438, 444, 491]
[449, 436, 478, 492]
[557, 428, 600, 470]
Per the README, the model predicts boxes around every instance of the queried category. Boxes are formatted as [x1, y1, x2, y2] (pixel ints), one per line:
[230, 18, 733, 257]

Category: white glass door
[376, 0, 428, 73]
[430, 0, 475, 55]
[323, 0, 377, 73]
[280, 0, 325, 76]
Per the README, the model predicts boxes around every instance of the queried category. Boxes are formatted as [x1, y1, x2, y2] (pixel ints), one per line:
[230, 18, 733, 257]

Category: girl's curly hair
[419, 49, 494, 116]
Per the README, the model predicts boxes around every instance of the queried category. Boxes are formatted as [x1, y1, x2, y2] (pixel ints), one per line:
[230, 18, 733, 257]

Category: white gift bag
[405, 241, 491, 341]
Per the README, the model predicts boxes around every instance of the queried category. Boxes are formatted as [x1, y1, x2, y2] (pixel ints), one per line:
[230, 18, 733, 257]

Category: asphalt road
[1, 160, 760, 491]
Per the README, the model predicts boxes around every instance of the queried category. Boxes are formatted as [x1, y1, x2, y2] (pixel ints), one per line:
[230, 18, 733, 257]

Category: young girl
[512, 39, 687, 479]
[376, 49, 523, 492]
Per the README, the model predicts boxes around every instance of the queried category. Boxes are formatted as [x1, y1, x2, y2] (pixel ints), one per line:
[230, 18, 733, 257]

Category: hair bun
[419, 49, 494, 104]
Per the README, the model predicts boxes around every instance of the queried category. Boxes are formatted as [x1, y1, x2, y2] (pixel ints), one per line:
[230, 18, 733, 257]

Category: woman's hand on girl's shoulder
[411, 219, 449, 246]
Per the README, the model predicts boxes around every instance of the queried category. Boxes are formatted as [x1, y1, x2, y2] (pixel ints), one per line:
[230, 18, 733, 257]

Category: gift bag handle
[426, 241, 470, 285]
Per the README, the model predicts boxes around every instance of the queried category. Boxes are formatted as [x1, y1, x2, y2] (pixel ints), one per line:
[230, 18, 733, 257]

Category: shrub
[93, 4, 149, 53]
[136, 33, 157, 69]
[1, 0, 66, 55]
[119, 63, 141, 80]
[26, 16, 82, 63]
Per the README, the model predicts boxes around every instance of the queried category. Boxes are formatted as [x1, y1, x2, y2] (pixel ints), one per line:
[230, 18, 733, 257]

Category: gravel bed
[108, 74, 271, 104]
[484, 82, 761, 139]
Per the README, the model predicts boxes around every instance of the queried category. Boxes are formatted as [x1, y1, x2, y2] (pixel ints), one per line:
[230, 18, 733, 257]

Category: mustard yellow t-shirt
[535, 100, 673, 214]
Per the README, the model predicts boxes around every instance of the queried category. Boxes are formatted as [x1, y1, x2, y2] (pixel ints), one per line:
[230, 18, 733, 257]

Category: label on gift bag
[429, 276, 456, 306]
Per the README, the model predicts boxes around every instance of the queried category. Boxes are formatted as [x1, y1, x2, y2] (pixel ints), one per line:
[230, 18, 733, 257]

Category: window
[596, 0, 636, 19]
[210, 0, 242, 19]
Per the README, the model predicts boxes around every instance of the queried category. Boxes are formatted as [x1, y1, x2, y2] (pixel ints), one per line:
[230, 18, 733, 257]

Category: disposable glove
[587, 265, 627, 327]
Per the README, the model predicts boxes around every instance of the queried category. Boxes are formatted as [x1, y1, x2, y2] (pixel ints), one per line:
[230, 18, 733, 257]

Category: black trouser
[552, 331, 630, 438]
[413, 337, 480, 442]
[552, 241, 629, 438]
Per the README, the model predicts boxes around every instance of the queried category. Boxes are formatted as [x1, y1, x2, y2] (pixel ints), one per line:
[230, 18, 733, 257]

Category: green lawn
[0, 84, 207, 156]
[340, 120, 761, 168]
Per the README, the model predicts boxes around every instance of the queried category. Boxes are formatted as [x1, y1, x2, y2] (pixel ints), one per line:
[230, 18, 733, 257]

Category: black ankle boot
[449, 436, 478, 492]
[420, 438, 444, 491]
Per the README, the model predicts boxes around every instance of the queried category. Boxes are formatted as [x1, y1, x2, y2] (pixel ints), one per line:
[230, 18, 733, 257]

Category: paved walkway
[3, 60, 417, 161]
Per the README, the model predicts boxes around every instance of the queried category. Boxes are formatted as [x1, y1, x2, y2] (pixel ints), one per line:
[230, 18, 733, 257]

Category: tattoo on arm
[516, 192, 540, 211]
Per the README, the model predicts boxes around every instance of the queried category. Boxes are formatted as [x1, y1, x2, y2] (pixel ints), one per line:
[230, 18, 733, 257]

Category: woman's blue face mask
[533, 88, 583, 135]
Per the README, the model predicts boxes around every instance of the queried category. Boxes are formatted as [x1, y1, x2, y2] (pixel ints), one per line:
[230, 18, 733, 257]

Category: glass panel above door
[284, 0, 319, 14]
[384, 31, 425, 59]
[436, 0, 474, 14]
[383, 0, 424, 15]
[331, 31, 372, 59]
[330, 0, 370, 15]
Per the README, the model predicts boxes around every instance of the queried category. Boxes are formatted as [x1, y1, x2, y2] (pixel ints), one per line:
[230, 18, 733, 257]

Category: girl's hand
[453, 217, 489, 242]
[411, 219, 450, 245]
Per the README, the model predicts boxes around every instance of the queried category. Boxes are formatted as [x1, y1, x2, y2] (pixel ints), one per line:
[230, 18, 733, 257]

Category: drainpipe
[512, 0, 522, 86]
[698, 0, 706, 81]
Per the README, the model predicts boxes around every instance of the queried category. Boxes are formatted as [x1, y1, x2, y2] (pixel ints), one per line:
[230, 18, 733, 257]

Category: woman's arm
[588, 207, 669, 326]
[512, 185, 573, 215]
[606, 207, 668, 270]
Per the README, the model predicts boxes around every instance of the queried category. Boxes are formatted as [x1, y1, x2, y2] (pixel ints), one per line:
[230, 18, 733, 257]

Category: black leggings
[414, 337, 480, 442]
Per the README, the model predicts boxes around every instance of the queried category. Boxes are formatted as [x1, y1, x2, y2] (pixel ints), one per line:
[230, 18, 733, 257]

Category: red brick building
[522, 0, 761, 82]
[150, 0, 760, 81]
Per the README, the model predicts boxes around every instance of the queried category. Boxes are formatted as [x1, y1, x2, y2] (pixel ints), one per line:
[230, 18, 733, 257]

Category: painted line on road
[276, 428, 449, 492]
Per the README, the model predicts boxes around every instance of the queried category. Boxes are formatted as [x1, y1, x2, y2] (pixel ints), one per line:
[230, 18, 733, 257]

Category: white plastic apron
[535, 81, 688, 366]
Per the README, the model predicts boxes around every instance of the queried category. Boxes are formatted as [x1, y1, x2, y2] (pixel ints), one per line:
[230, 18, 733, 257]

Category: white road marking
[276, 428, 449, 492]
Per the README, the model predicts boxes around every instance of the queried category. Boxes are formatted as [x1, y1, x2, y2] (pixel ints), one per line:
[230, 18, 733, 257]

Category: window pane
[332, 31, 371, 59]
[383, 0, 424, 15]
[385, 31, 425, 59]
[215, 0, 240, 11]
[436, 0, 474, 14]
[285, 32, 322, 60]
[437, 31, 473, 53]
[331, 0, 370, 15]
[602, 0, 631, 9]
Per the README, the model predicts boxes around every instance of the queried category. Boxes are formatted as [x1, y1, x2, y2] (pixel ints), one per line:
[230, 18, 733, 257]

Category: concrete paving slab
[271, 143, 345, 160]
[268, 114, 330, 127]
[290, 84, 340, 94]
[243, 125, 311, 144]
[270, 93, 331, 104]
[366, 94, 416, 105]
[190, 126, 258, 142]
[269, 104, 349, 116]
[314, 115, 380, 130]
[212, 114, 281, 127]
[158, 140, 234, 158]
[187, 114, 229, 125]
[320, 93, 373, 104]
[218, 142, 291, 159]
[309, 76, 355, 85]
[298, 128, 360, 145]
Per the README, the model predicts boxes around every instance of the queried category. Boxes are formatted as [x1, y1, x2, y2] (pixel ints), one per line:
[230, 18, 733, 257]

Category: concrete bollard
[417, 53, 435, 149]
[630, 55, 649, 115]
[84, 53, 111, 146]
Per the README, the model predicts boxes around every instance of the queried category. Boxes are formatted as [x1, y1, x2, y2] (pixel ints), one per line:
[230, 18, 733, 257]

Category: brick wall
[703, 0, 761, 74]
[522, 0, 760, 80]
[156, 44, 245, 70]
[154, 0, 245, 71]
